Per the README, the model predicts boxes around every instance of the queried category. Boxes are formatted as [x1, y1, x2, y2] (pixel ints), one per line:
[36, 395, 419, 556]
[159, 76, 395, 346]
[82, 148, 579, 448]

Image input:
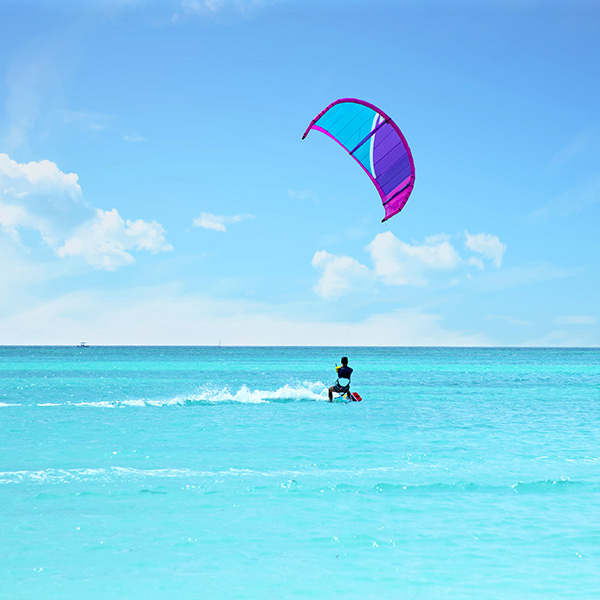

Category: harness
[333, 376, 351, 394]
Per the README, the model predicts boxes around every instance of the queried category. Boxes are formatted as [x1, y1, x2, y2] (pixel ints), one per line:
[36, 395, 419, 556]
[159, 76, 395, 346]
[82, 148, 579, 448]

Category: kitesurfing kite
[302, 98, 415, 222]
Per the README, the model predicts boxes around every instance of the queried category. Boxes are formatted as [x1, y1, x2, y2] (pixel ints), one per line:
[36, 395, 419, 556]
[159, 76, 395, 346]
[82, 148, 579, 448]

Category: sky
[0, 0, 599, 346]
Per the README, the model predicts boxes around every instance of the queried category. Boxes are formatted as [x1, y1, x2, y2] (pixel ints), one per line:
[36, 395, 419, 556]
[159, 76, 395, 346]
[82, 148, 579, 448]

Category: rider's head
[341, 356, 348, 365]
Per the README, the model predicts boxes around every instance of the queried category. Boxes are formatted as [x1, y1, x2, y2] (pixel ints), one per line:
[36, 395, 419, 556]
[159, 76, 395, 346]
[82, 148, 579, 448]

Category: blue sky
[1, 0, 599, 345]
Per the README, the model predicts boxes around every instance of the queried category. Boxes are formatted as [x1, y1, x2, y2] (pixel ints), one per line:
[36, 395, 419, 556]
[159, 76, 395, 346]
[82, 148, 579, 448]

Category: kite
[302, 98, 415, 222]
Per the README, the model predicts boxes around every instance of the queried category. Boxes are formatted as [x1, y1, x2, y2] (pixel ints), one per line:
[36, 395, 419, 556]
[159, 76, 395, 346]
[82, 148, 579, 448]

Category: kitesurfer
[329, 356, 353, 401]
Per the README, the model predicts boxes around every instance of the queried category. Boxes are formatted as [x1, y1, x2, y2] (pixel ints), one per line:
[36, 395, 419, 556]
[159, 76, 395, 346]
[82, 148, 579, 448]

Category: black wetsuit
[336, 366, 353, 380]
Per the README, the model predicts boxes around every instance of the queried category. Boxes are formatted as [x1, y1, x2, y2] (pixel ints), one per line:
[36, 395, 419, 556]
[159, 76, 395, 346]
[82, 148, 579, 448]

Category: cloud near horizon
[0, 284, 491, 346]
[0, 153, 172, 269]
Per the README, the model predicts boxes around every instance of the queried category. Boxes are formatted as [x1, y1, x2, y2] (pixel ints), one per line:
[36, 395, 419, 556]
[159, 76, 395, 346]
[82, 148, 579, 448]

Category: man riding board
[328, 356, 353, 401]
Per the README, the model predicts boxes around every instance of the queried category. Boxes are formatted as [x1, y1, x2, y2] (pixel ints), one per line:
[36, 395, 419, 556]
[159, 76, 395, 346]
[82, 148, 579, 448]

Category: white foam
[0, 465, 390, 485]
[113, 382, 327, 407]
[16, 382, 330, 408]
[179, 382, 327, 405]
[73, 401, 118, 408]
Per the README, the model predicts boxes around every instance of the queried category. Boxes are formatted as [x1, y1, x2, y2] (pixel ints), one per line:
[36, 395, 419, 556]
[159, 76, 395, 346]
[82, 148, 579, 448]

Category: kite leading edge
[302, 98, 415, 222]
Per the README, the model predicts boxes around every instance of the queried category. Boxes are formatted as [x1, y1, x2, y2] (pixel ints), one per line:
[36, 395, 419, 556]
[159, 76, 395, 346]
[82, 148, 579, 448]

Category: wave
[0, 467, 213, 485]
[0, 466, 326, 485]
[369, 478, 591, 495]
[511, 479, 586, 493]
[1, 468, 594, 495]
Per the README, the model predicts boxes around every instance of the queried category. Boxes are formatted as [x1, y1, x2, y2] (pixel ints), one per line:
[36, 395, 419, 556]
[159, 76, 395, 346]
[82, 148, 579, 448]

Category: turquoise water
[2, 346, 600, 598]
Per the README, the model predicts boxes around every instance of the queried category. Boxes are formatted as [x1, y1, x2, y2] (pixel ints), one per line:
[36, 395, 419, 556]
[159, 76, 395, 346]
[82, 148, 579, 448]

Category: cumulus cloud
[0, 152, 82, 198]
[467, 256, 485, 270]
[367, 231, 461, 286]
[0, 153, 86, 245]
[0, 202, 44, 242]
[311, 230, 507, 298]
[464, 231, 506, 267]
[57, 209, 172, 271]
[0, 153, 172, 269]
[311, 250, 373, 299]
[192, 212, 254, 232]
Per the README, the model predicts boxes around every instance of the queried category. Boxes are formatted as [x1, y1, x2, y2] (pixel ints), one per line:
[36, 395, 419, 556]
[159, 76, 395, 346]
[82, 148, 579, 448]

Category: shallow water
[2, 346, 600, 598]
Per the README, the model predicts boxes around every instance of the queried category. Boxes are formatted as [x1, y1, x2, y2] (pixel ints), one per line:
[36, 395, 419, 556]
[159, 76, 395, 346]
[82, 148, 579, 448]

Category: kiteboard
[335, 391, 362, 402]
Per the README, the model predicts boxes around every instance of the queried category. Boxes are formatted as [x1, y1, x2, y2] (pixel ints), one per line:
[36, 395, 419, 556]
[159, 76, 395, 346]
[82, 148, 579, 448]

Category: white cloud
[0, 153, 172, 269]
[0, 202, 41, 241]
[367, 231, 460, 286]
[553, 315, 597, 325]
[311, 250, 373, 299]
[123, 132, 147, 143]
[467, 256, 485, 270]
[192, 212, 254, 232]
[0, 152, 82, 198]
[464, 231, 506, 267]
[0, 152, 86, 245]
[57, 208, 172, 270]
[311, 230, 507, 297]
[0, 285, 491, 346]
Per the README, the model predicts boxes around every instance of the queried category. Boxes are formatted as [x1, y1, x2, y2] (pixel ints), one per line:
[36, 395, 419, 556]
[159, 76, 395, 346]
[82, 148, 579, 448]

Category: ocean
[1, 346, 599, 598]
